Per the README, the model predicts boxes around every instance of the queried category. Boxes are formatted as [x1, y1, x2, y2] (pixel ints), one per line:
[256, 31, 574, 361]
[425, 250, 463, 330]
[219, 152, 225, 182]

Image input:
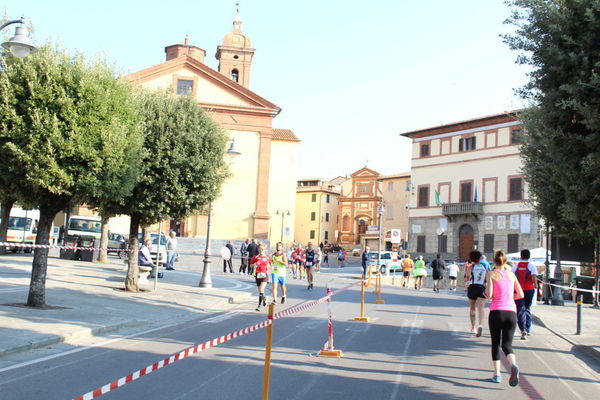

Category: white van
[367, 251, 401, 274]
[67, 216, 102, 240]
[4, 208, 44, 253]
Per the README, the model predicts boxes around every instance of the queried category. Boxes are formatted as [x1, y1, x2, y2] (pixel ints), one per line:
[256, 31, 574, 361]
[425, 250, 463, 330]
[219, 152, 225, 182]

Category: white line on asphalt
[389, 306, 421, 400]
[399, 318, 423, 335]
[201, 312, 238, 324]
[528, 342, 586, 400]
[0, 288, 26, 292]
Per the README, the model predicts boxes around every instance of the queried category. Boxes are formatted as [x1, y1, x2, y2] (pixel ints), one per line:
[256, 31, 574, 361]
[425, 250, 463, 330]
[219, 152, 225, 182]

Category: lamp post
[1, 17, 38, 58]
[544, 223, 551, 305]
[276, 210, 290, 243]
[377, 201, 385, 275]
[199, 138, 240, 288]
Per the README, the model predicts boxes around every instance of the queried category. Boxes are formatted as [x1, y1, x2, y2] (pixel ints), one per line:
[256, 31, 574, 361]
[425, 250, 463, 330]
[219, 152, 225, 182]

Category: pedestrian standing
[401, 254, 414, 288]
[413, 256, 426, 290]
[323, 248, 329, 266]
[251, 244, 271, 311]
[512, 249, 538, 339]
[271, 242, 287, 304]
[246, 239, 259, 276]
[304, 242, 316, 290]
[165, 231, 178, 270]
[447, 260, 459, 291]
[466, 250, 488, 337]
[221, 242, 233, 273]
[486, 249, 524, 385]
[361, 246, 370, 277]
[431, 253, 446, 292]
[239, 238, 250, 275]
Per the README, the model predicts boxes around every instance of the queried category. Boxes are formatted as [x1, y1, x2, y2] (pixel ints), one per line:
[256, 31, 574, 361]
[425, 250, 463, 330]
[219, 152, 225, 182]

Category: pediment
[125, 56, 279, 113]
[350, 167, 380, 178]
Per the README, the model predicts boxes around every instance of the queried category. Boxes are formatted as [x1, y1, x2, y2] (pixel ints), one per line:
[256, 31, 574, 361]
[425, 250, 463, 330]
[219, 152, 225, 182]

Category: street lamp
[1, 17, 38, 58]
[199, 138, 241, 288]
[276, 210, 291, 242]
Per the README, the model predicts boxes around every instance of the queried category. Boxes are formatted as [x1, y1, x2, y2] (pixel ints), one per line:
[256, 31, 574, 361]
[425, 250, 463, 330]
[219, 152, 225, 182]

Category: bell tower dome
[215, 6, 255, 88]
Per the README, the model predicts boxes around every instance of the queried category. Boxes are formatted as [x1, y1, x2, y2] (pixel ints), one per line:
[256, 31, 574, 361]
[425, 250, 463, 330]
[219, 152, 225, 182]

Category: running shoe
[281, 296, 286, 304]
[521, 331, 527, 340]
[476, 326, 483, 337]
[255, 306, 261, 311]
[509, 364, 520, 387]
[470, 326, 477, 334]
[491, 375, 501, 383]
[272, 299, 277, 304]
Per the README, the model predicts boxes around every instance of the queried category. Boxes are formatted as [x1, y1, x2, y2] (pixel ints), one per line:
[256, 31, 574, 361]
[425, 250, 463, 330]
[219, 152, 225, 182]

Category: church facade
[124, 10, 300, 242]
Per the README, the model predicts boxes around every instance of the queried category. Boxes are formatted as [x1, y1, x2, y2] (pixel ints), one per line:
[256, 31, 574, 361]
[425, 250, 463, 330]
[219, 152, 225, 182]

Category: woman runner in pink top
[485, 249, 524, 386]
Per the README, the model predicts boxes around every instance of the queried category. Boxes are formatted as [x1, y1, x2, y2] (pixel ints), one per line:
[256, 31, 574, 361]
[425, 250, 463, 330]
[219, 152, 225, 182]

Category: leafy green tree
[505, 0, 600, 241]
[104, 90, 229, 292]
[0, 45, 142, 307]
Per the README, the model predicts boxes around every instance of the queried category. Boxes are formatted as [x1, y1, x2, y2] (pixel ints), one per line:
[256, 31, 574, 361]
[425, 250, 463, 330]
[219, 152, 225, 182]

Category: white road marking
[202, 312, 238, 324]
[0, 287, 26, 292]
[446, 321, 461, 336]
[389, 306, 421, 400]
[399, 318, 423, 335]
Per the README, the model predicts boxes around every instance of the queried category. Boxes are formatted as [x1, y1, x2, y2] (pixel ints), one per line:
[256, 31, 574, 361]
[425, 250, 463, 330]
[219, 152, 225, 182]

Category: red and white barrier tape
[0, 242, 122, 252]
[540, 280, 600, 295]
[73, 280, 362, 400]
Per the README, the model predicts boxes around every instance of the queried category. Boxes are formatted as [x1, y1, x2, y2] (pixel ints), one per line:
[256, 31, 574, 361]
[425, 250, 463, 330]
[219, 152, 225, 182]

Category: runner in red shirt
[251, 244, 272, 311]
[293, 245, 304, 280]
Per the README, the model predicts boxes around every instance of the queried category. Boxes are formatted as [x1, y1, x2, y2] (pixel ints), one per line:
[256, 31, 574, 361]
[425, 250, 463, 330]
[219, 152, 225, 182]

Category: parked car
[367, 251, 401, 274]
[352, 246, 362, 256]
[107, 232, 126, 255]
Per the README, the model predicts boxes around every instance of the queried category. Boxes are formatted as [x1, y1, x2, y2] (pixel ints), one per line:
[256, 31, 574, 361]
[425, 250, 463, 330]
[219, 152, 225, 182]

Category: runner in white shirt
[447, 260, 459, 291]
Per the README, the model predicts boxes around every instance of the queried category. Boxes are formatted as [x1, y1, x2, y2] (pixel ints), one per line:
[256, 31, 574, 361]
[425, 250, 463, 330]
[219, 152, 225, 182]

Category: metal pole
[199, 203, 213, 288]
[594, 236, 600, 308]
[544, 225, 551, 305]
[262, 303, 275, 400]
[280, 213, 284, 243]
[551, 235, 564, 306]
[153, 221, 162, 291]
[576, 293, 582, 335]
[354, 277, 370, 322]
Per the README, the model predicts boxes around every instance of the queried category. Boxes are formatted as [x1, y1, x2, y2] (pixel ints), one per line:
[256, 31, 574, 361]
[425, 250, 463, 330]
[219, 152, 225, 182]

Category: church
[123, 9, 300, 242]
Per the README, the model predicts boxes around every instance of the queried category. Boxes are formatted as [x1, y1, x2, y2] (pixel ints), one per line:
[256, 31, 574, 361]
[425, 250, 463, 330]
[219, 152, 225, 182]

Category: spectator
[165, 231, 178, 271]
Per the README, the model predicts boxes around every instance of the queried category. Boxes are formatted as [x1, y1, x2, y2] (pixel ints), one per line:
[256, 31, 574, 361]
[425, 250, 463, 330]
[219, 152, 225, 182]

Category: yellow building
[294, 179, 340, 246]
[378, 172, 411, 251]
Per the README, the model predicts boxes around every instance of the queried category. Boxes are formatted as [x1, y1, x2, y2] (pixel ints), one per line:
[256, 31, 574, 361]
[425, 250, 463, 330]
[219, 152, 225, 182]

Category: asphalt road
[0, 261, 598, 400]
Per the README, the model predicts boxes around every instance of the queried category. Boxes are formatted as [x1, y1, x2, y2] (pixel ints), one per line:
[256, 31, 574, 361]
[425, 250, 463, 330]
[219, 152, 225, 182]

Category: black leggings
[488, 310, 517, 361]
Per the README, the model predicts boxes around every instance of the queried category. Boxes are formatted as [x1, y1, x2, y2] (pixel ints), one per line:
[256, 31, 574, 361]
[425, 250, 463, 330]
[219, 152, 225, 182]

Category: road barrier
[354, 276, 370, 322]
[319, 283, 344, 358]
[72, 280, 361, 400]
[374, 274, 385, 304]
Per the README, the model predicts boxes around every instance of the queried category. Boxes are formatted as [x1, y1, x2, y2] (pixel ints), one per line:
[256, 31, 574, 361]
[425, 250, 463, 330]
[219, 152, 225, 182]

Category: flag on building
[434, 190, 441, 206]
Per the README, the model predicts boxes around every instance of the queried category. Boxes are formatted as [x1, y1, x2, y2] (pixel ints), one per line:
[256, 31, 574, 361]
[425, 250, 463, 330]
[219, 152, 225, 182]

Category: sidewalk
[533, 299, 600, 361]
[0, 252, 254, 358]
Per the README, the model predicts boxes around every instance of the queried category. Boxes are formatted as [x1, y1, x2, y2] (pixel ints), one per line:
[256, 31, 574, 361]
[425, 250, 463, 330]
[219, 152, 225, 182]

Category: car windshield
[368, 252, 392, 260]
[137, 233, 167, 246]
[8, 217, 32, 230]
[69, 218, 102, 233]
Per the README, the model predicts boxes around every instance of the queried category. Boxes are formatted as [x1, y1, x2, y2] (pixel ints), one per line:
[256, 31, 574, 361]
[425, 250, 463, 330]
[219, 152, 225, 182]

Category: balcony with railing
[442, 202, 484, 218]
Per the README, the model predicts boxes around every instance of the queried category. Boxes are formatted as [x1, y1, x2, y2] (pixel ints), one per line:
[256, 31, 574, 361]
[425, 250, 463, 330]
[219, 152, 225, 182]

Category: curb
[0, 320, 148, 358]
[532, 314, 600, 362]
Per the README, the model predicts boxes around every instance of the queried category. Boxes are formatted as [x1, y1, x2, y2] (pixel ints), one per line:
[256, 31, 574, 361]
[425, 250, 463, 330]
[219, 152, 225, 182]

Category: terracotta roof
[272, 128, 300, 142]
[378, 172, 411, 180]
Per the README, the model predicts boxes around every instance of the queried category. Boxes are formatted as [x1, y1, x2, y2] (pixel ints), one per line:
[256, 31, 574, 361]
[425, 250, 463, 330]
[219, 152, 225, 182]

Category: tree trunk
[97, 214, 110, 263]
[142, 226, 150, 243]
[27, 204, 61, 308]
[125, 214, 141, 292]
[0, 198, 15, 255]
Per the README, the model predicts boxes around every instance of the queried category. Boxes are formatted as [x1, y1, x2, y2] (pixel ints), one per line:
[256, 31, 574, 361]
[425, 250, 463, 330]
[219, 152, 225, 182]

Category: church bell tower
[215, 7, 255, 88]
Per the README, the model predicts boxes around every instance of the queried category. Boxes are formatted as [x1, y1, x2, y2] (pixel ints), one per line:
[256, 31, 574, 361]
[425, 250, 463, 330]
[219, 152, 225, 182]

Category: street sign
[284, 227, 291, 236]
[367, 225, 379, 232]
[391, 229, 401, 244]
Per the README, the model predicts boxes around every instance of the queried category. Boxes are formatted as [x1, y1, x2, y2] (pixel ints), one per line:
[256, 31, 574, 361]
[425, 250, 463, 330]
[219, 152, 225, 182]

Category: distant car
[352, 246, 361, 256]
[367, 251, 401, 274]
[136, 233, 168, 264]
[107, 232, 126, 255]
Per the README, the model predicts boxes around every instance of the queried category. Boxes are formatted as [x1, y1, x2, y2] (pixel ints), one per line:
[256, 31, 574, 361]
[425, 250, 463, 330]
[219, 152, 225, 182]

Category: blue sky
[3, 0, 529, 179]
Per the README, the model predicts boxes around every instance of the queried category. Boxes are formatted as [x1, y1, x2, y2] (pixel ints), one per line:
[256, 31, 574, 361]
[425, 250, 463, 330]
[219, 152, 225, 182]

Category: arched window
[231, 69, 239, 82]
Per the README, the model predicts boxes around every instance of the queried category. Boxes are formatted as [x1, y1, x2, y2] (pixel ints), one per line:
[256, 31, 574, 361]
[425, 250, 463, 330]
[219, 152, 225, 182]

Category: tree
[0, 45, 142, 307]
[103, 90, 229, 292]
[504, 0, 600, 241]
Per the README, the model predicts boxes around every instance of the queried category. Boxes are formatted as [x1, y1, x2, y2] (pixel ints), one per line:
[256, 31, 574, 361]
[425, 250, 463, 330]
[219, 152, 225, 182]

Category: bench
[138, 265, 153, 284]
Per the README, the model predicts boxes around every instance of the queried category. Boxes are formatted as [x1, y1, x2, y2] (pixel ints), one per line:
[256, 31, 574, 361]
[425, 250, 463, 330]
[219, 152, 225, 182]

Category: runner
[337, 248, 346, 268]
[287, 245, 295, 277]
[315, 246, 322, 273]
[413, 256, 426, 290]
[271, 242, 287, 304]
[294, 245, 305, 280]
[512, 249, 538, 339]
[486, 249, 524, 385]
[304, 242, 316, 290]
[447, 260, 459, 291]
[322, 248, 329, 266]
[431, 253, 445, 292]
[466, 250, 488, 337]
[250, 244, 271, 311]
[401, 254, 414, 288]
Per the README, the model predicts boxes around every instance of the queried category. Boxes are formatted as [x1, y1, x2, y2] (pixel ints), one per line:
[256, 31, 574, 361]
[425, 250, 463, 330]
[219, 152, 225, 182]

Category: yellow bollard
[367, 267, 373, 288]
[375, 274, 385, 304]
[262, 303, 275, 400]
[373, 273, 382, 294]
[354, 276, 370, 322]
